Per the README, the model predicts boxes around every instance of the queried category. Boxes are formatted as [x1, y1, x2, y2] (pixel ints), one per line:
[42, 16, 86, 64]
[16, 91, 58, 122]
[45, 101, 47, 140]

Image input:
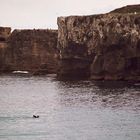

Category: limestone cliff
[0, 27, 11, 73]
[0, 28, 58, 74]
[57, 5, 140, 80]
[7, 29, 58, 74]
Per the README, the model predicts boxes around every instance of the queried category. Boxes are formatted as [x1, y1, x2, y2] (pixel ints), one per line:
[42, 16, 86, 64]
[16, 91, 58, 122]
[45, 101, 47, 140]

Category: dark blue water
[0, 74, 140, 140]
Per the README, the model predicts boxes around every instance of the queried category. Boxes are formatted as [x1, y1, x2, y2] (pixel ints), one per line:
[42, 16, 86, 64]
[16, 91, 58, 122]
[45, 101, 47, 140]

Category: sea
[0, 74, 140, 140]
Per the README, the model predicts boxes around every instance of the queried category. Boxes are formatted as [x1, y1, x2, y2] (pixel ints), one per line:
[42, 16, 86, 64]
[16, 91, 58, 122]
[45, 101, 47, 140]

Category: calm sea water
[0, 74, 140, 140]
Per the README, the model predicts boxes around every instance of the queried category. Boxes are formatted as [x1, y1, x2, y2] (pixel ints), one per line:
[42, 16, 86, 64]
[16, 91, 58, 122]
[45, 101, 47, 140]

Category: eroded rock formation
[0, 27, 58, 74]
[7, 29, 58, 74]
[57, 5, 140, 80]
[0, 27, 11, 73]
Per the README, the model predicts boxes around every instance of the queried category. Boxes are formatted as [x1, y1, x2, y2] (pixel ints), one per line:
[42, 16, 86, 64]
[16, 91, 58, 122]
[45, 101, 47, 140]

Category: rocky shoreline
[0, 5, 140, 80]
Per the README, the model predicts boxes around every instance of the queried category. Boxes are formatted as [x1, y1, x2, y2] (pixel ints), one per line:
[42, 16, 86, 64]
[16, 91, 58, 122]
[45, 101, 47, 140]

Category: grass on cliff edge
[110, 5, 140, 14]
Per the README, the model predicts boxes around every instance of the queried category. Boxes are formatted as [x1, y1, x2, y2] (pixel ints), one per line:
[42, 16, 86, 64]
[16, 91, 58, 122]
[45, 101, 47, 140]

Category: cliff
[0, 27, 11, 73]
[0, 27, 58, 74]
[57, 5, 140, 80]
[7, 29, 58, 74]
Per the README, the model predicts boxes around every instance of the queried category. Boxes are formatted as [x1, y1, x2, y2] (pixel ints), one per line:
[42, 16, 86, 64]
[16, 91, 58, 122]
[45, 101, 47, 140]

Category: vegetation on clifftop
[110, 5, 140, 14]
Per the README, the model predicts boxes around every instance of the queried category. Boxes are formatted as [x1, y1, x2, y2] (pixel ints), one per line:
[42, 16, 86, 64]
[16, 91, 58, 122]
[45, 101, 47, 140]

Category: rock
[57, 5, 140, 80]
[7, 29, 59, 74]
[0, 28, 59, 75]
[33, 115, 39, 118]
[0, 27, 11, 41]
[0, 27, 11, 73]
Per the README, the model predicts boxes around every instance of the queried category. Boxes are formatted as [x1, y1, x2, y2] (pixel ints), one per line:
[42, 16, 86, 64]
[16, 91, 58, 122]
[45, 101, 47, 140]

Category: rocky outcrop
[57, 5, 140, 80]
[0, 27, 11, 73]
[0, 27, 58, 75]
[7, 29, 58, 74]
[0, 27, 11, 41]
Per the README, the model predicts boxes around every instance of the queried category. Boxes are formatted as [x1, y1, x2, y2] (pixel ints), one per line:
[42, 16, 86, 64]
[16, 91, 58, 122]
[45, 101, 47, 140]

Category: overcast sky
[0, 0, 139, 29]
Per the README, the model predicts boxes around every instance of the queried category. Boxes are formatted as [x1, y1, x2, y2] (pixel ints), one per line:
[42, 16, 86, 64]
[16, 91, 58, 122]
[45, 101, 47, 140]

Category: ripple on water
[0, 75, 140, 140]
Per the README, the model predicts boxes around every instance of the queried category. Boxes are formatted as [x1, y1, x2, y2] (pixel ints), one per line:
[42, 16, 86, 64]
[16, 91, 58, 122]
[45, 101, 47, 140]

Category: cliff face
[0, 27, 11, 73]
[0, 27, 11, 41]
[7, 29, 58, 74]
[57, 5, 140, 80]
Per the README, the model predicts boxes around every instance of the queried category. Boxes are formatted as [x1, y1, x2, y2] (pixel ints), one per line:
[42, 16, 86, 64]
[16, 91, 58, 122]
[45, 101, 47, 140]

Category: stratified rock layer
[57, 5, 140, 80]
[7, 29, 58, 74]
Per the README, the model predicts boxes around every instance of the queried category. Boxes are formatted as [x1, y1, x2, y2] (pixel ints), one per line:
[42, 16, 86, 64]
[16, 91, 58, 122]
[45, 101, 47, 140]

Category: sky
[0, 0, 140, 29]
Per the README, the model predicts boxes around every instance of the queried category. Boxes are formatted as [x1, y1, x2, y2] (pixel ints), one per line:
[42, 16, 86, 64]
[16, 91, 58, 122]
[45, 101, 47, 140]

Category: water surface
[0, 75, 140, 140]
